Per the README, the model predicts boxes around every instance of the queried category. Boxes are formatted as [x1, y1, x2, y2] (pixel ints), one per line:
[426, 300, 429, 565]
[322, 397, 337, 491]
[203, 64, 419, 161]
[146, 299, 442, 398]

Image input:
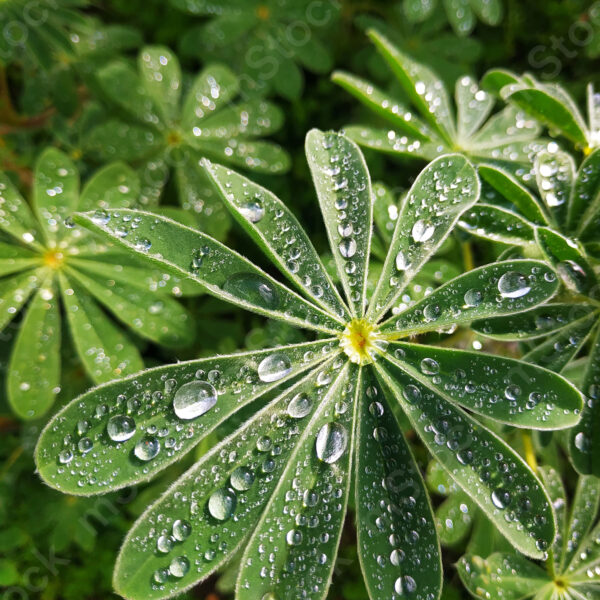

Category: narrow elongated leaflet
[456, 75, 494, 141]
[534, 149, 575, 226]
[35, 340, 336, 494]
[138, 46, 181, 123]
[459, 203, 535, 246]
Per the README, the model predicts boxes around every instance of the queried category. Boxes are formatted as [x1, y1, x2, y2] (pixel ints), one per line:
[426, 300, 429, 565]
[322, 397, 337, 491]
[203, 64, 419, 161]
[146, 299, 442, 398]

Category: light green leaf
[472, 303, 596, 341]
[86, 120, 163, 162]
[436, 490, 474, 546]
[75, 209, 342, 334]
[535, 226, 598, 296]
[33, 148, 79, 245]
[356, 368, 442, 600]
[331, 71, 432, 140]
[569, 327, 600, 477]
[367, 154, 479, 321]
[367, 29, 456, 143]
[387, 342, 583, 429]
[66, 266, 193, 348]
[535, 149, 575, 226]
[0, 242, 39, 278]
[537, 466, 566, 574]
[481, 69, 522, 96]
[444, 0, 475, 36]
[377, 356, 556, 558]
[202, 158, 349, 322]
[456, 75, 494, 141]
[403, 0, 435, 22]
[111, 356, 344, 599]
[59, 272, 144, 384]
[572, 147, 600, 239]
[471, 0, 503, 25]
[0, 269, 43, 332]
[8, 276, 61, 420]
[380, 260, 559, 336]
[306, 129, 373, 317]
[478, 164, 549, 224]
[457, 553, 550, 600]
[0, 173, 44, 250]
[139, 46, 182, 123]
[35, 339, 336, 494]
[79, 162, 141, 212]
[459, 203, 536, 245]
[237, 363, 355, 600]
[469, 105, 542, 148]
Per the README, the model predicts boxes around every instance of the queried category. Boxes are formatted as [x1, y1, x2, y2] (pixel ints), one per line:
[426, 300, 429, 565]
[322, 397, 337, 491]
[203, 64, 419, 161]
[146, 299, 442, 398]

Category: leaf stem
[521, 431, 537, 473]
[462, 240, 474, 272]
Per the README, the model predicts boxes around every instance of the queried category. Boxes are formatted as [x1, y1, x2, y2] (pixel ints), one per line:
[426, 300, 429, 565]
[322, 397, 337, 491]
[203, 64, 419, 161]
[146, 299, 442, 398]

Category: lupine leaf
[32, 148, 79, 245]
[469, 105, 541, 147]
[569, 327, 600, 477]
[202, 158, 349, 322]
[7, 277, 61, 420]
[355, 368, 442, 600]
[0, 242, 39, 278]
[377, 357, 556, 559]
[436, 490, 474, 546]
[367, 154, 479, 320]
[380, 260, 559, 336]
[79, 162, 141, 211]
[35, 339, 336, 494]
[472, 303, 597, 340]
[574, 148, 600, 239]
[459, 203, 536, 245]
[0, 269, 44, 332]
[237, 363, 355, 600]
[75, 209, 342, 334]
[456, 75, 493, 141]
[86, 119, 162, 161]
[471, 0, 502, 25]
[367, 29, 456, 142]
[112, 356, 344, 600]
[306, 129, 373, 317]
[537, 466, 566, 574]
[59, 272, 144, 384]
[387, 342, 583, 429]
[534, 149, 575, 226]
[138, 46, 182, 123]
[444, 0, 475, 36]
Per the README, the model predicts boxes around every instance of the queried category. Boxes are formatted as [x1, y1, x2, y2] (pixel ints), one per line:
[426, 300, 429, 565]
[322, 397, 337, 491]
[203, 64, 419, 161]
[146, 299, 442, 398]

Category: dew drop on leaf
[395, 250, 410, 271]
[58, 449, 73, 464]
[207, 488, 237, 521]
[395, 574, 417, 594]
[230, 466, 255, 491]
[169, 556, 190, 578]
[338, 238, 357, 258]
[239, 199, 264, 223]
[157, 535, 173, 553]
[491, 488, 511, 509]
[464, 288, 482, 307]
[134, 436, 160, 461]
[286, 528, 303, 546]
[78, 437, 93, 454]
[497, 271, 531, 298]
[222, 273, 280, 310]
[106, 415, 136, 442]
[287, 393, 313, 418]
[411, 219, 435, 242]
[172, 519, 191, 541]
[257, 353, 292, 382]
[172, 381, 218, 420]
[315, 422, 348, 464]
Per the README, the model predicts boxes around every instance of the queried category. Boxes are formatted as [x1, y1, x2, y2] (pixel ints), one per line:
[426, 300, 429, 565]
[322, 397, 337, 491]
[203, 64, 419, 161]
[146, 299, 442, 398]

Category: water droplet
[208, 488, 237, 521]
[556, 260, 587, 292]
[390, 548, 405, 566]
[420, 358, 440, 375]
[153, 568, 169, 584]
[58, 449, 73, 464]
[223, 273, 280, 310]
[497, 272, 531, 299]
[173, 381, 218, 420]
[464, 289, 483, 307]
[230, 466, 255, 491]
[286, 529, 303, 546]
[395, 250, 410, 271]
[106, 415, 136, 442]
[258, 353, 292, 383]
[402, 384, 421, 404]
[491, 488, 511, 509]
[315, 422, 348, 464]
[287, 393, 313, 418]
[78, 437, 93, 454]
[134, 436, 160, 461]
[395, 575, 417, 594]
[157, 534, 173, 553]
[338, 238, 357, 258]
[239, 199, 264, 223]
[173, 519, 191, 541]
[411, 219, 435, 242]
[574, 432, 590, 452]
[169, 556, 190, 578]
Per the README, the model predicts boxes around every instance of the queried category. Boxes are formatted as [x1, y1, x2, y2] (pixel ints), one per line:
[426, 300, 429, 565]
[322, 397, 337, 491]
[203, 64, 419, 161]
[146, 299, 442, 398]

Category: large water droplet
[223, 273, 280, 310]
[106, 415, 136, 442]
[230, 466, 255, 491]
[411, 219, 435, 242]
[315, 422, 348, 464]
[169, 556, 190, 578]
[497, 272, 531, 299]
[574, 432, 590, 452]
[173, 381, 217, 420]
[464, 288, 482, 307]
[287, 393, 313, 418]
[157, 535, 173, 553]
[134, 436, 160, 461]
[395, 250, 410, 271]
[491, 488, 511, 509]
[208, 488, 237, 521]
[395, 575, 417, 594]
[286, 529, 303, 546]
[258, 353, 292, 382]
[172, 519, 191, 541]
[239, 199, 264, 223]
[338, 238, 357, 258]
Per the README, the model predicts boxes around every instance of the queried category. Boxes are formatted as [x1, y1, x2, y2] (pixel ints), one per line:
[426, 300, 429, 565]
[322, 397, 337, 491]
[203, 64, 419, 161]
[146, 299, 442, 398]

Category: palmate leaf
[0, 270, 43, 332]
[113, 356, 344, 599]
[35, 339, 336, 494]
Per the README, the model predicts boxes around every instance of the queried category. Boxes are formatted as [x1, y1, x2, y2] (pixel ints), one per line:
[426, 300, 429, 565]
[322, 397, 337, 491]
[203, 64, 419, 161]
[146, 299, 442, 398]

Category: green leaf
[79, 162, 141, 212]
[444, 0, 475, 37]
[403, 0, 435, 22]
[0, 269, 44, 332]
[0, 173, 44, 250]
[35, 339, 336, 494]
[0, 242, 39, 278]
[456, 75, 494, 141]
[367, 154, 479, 321]
[459, 203, 536, 246]
[8, 276, 61, 420]
[380, 260, 559, 336]
[502, 83, 588, 148]
[537, 466, 566, 574]
[572, 147, 600, 239]
[202, 158, 349, 322]
[457, 553, 550, 600]
[237, 363, 356, 600]
[367, 29, 456, 143]
[75, 209, 342, 334]
[478, 164, 549, 224]
[436, 490, 474, 546]
[535, 226, 598, 295]
[331, 71, 431, 140]
[111, 356, 344, 599]
[306, 129, 373, 317]
[33, 148, 79, 245]
[471, 0, 502, 25]
[387, 342, 583, 429]
[469, 105, 542, 148]
[376, 356, 556, 558]
[355, 369, 442, 600]
[472, 303, 596, 340]
[59, 273, 144, 384]
[569, 327, 600, 477]
[65, 266, 194, 348]
[138, 46, 182, 123]
[534, 149, 575, 226]
[86, 120, 162, 162]
[481, 69, 521, 96]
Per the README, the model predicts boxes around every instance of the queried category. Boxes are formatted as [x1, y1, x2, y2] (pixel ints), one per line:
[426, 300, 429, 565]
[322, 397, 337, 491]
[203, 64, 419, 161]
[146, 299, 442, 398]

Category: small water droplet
[230, 466, 255, 491]
[134, 436, 160, 461]
[287, 393, 313, 418]
[497, 272, 531, 299]
[106, 415, 136, 442]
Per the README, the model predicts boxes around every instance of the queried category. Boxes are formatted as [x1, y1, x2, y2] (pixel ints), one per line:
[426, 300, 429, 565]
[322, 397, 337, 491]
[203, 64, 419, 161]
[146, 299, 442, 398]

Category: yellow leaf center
[43, 249, 64, 270]
[339, 318, 383, 365]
